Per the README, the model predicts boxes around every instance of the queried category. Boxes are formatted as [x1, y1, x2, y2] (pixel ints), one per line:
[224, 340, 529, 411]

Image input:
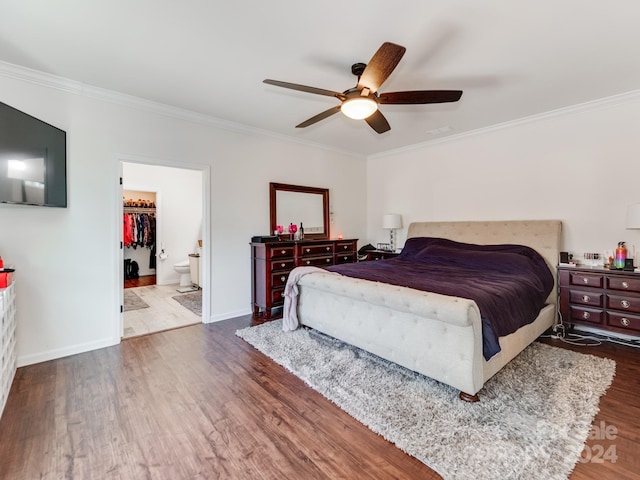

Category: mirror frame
[270, 182, 330, 240]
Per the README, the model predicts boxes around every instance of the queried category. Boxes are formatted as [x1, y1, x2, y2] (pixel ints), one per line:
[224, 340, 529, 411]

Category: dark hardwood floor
[0, 316, 638, 479]
[124, 274, 156, 289]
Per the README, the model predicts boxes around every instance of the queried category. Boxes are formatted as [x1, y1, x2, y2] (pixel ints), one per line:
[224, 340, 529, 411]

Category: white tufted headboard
[407, 220, 563, 303]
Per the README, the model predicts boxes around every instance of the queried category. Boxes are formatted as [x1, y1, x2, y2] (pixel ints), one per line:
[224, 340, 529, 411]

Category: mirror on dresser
[269, 182, 330, 239]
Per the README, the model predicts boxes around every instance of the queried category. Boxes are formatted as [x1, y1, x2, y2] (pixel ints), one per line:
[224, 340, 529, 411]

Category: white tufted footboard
[297, 272, 487, 396]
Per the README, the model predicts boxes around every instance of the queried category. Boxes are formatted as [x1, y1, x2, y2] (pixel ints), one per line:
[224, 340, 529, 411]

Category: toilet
[173, 260, 192, 287]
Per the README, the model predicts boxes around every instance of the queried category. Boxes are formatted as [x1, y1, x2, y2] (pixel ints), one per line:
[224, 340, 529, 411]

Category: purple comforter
[327, 237, 554, 360]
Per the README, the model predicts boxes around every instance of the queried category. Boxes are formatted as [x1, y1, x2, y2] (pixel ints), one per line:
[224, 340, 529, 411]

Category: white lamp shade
[627, 204, 640, 229]
[382, 213, 402, 230]
[341, 97, 378, 120]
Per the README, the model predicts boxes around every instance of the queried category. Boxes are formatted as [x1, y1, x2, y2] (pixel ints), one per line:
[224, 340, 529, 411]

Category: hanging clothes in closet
[123, 210, 156, 269]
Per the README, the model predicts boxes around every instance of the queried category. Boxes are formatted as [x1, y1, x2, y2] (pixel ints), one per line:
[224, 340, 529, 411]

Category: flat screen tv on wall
[0, 101, 67, 208]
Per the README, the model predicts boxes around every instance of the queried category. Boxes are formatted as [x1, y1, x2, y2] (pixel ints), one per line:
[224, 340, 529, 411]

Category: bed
[286, 220, 562, 401]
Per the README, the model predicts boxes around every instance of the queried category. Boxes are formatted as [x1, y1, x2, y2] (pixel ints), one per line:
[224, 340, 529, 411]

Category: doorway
[118, 158, 210, 339]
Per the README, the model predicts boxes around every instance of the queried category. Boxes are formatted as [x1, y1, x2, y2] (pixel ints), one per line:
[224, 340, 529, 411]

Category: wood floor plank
[0, 316, 636, 479]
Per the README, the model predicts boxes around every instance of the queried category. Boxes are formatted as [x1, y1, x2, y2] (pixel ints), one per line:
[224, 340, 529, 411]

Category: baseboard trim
[208, 308, 252, 324]
[17, 337, 118, 367]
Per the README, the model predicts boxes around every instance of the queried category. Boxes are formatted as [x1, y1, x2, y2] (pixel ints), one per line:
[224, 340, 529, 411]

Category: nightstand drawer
[607, 311, 640, 332]
[607, 276, 640, 293]
[569, 306, 604, 325]
[607, 294, 640, 314]
[569, 289, 603, 308]
[366, 250, 399, 261]
[570, 272, 604, 288]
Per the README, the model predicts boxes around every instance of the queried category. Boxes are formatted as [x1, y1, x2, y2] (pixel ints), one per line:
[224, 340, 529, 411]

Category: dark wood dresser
[251, 238, 358, 319]
[558, 265, 640, 337]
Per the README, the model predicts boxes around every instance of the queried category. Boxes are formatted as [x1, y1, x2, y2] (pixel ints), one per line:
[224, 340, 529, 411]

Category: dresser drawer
[335, 241, 356, 252]
[607, 276, 640, 293]
[271, 287, 284, 306]
[267, 245, 295, 259]
[569, 289, 603, 308]
[569, 305, 604, 325]
[299, 244, 334, 256]
[271, 271, 290, 288]
[335, 252, 356, 264]
[270, 258, 296, 272]
[607, 311, 640, 332]
[570, 272, 604, 288]
[299, 255, 333, 267]
[606, 294, 640, 314]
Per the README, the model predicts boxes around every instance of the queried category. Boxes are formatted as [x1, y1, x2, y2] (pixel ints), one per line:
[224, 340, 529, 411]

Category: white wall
[0, 66, 367, 366]
[367, 94, 640, 263]
[123, 163, 202, 285]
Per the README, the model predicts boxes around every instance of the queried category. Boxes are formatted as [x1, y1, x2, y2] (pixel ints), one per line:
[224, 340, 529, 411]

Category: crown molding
[0, 60, 365, 160]
[369, 89, 640, 159]
[0, 61, 82, 94]
[5, 59, 635, 162]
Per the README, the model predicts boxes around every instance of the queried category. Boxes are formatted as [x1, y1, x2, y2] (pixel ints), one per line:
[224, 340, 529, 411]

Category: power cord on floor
[542, 308, 640, 349]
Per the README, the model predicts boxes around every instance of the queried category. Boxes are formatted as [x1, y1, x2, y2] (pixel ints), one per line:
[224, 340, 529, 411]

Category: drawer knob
[583, 278, 589, 284]
[326, 247, 331, 251]
[306, 260, 311, 265]
[582, 311, 591, 319]
[281, 250, 286, 255]
[620, 300, 631, 309]
[343, 245, 348, 250]
[622, 281, 629, 289]
[326, 258, 331, 263]
[281, 276, 286, 282]
[281, 263, 286, 268]
[582, 295, 590, 302]
[306, 248, 310, 253]
[620, 317, 631, 327]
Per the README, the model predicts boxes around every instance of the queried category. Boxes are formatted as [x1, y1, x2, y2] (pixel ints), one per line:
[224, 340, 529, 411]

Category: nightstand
[365, 250, 400, 261]
[558, 265, 640, 337]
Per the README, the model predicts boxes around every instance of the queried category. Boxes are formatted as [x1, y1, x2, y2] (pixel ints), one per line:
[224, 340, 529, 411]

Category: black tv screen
[0, 101, 67, 207]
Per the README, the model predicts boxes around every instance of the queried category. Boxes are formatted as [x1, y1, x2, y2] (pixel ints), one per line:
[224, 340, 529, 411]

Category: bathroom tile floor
[123, 283, 201, 339]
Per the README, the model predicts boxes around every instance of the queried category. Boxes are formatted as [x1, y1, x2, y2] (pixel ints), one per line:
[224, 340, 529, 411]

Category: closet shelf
[123, 206, 156, 213]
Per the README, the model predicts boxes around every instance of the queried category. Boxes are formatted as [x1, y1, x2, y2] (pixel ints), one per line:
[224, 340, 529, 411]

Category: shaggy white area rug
[236, 320, 616, 480]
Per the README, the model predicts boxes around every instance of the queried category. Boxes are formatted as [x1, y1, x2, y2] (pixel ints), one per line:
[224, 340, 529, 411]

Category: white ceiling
[1, 1, 639, 157]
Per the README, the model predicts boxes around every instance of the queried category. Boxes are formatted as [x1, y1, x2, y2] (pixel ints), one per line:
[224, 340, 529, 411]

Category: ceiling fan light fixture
[341, 97, 378, 120]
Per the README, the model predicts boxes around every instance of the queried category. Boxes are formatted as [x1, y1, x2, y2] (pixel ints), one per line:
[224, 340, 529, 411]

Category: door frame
[114, 153, 211, 340]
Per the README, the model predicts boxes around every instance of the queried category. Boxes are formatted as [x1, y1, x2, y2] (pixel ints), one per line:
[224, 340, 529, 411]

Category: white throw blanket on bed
[282, 266, 330, 331]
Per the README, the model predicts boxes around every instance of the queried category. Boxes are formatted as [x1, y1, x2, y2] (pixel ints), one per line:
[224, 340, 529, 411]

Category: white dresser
[0, 283, 16, 418]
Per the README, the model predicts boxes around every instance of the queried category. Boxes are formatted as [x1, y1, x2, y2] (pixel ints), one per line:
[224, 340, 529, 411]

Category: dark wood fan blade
[296, 106, 342, 128]
[365, 109, 391, 134]
[264, 79, 345, 99]
[378, 90, 463, 104]
[357, 42, 406, 94]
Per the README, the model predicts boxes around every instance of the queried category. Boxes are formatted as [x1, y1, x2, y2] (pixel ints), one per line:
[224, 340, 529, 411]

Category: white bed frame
[296, 220, 562, 401]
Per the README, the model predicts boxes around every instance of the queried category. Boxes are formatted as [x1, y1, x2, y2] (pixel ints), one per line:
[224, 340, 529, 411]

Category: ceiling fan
[263, 42, 463, 134]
